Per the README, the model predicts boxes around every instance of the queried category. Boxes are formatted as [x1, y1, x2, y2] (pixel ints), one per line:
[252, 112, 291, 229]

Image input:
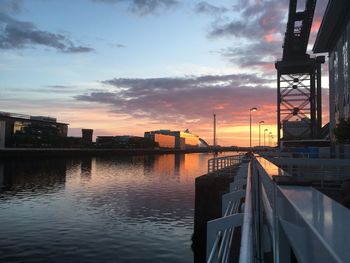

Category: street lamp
[271, 135, 274, 147]
[249, 107, 257, 150]
[264, 129, 268, 146]
[259, 121, 264, 147]
[269, 132, 272, 147]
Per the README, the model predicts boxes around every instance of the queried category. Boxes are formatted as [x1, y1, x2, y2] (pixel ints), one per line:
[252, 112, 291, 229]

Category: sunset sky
[1, 0, 329, 146]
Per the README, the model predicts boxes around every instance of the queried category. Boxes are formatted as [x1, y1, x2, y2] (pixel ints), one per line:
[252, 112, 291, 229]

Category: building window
[343, 40, 349, 118]
[13, 121, 30, 134]
[344, 41, 349, 81]
[334, 51, 339, 83]
[330, 52, 334, 71]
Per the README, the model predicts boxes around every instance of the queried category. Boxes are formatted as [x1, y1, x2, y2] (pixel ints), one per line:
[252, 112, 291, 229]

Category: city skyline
[1, 0, 329, 146]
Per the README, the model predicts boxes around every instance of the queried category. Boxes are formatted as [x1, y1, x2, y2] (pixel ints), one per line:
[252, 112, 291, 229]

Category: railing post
[207, 214, 244, 262]
[273, 185, 291, 263]
[251, 159, 264, 262]
[207, 154, 245, 176]
[274, 219, 291, 263]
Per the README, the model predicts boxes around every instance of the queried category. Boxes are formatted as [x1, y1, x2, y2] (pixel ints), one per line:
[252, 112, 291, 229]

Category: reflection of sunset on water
[1, 153, 236, 262]
[66, 153, 224, 193]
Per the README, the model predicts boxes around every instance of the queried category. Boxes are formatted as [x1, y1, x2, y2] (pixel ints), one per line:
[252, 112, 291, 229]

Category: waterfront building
[0, 111, 68, 147]
[0, 121, 5, 148]
[144, 129, 206, 149]
[181, 129, 200, 148]
[313, 1, 350, 141]
[96, 135, 157, 148]
[82, 129, 93, 144]
[145, 130, 179, 148]
[153, 133, 175, 148]
[199, 138, 210, 148]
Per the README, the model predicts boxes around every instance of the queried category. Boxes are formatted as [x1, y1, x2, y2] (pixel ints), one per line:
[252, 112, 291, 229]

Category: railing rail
[206, 162, 249, 263]
[208, 154, 244, 174]
[206, 154, 350, 262]
[239, 162, 253, 263]
[253, 155, 350, 263]
[259, 150, 350, 159]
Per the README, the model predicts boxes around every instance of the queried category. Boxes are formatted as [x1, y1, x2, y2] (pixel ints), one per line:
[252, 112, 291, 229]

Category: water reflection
[0, 158, 67, 198]
[0, 163, 4, 187]
[81, 157, 92, 178]
[0, 153, 230, 263]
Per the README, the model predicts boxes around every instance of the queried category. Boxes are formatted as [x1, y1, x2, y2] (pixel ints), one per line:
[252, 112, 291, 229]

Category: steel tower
[275, 0, 325, 146]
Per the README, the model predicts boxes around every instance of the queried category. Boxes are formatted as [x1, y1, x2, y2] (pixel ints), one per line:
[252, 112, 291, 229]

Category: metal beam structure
[275, 0, 324, 146]
[283, 0, 316, 61]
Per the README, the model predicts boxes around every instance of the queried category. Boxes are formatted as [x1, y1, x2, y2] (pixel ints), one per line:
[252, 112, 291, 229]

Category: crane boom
[282, 0, 317, 61]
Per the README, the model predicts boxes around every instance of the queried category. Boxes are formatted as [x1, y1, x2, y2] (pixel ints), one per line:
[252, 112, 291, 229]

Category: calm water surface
[0, 153, 229, 263]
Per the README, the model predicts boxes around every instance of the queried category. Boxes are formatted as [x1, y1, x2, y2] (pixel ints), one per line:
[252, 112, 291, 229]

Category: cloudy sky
[0, 0, 329, 146]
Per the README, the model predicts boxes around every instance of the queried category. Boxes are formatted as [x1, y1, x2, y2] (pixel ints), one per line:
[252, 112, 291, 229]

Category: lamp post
[269, 132, 272, 147]
[249, 107, 257, 150]
[259, 121, 264, 147]
[264, 129, 268, 146]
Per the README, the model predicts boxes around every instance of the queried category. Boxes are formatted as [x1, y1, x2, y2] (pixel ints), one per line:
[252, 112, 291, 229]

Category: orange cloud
[214, 104, 227, 110]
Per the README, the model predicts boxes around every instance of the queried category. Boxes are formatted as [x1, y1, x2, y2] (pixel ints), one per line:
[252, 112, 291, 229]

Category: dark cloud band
[92, 0, 179, 15]
[75, 73, 276, 125]
[0, 14, 94, 53]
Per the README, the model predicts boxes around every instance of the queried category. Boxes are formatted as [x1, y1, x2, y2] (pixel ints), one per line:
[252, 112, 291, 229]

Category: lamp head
[259, 121, 264, 124]
[250, 107, 257, 112]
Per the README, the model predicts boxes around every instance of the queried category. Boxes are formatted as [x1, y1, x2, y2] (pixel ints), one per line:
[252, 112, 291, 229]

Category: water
[0, 153, 228, 263]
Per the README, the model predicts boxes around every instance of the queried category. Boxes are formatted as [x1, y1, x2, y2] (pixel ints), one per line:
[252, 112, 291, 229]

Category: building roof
[313, 0, 350, 53]
[0, 111, 68, 125]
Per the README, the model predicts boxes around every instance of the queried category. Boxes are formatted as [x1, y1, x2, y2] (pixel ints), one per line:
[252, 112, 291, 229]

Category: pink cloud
[263, 33, 278, 43]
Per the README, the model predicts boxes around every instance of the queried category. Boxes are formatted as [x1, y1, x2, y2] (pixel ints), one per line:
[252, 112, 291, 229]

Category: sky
[0, 0, 329, 146]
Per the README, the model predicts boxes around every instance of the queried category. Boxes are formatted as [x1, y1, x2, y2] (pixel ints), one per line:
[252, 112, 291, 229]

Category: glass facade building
[0, 111, 68, 147]
[314, 1, 350, 141]
[145, 130, 202, 149]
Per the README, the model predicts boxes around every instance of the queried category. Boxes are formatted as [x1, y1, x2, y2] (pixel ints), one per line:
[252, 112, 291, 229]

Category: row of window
[331, 20, 350, 122]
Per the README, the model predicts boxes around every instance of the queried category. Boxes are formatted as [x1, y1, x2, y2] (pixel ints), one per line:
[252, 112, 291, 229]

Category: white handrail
[239, 162, 253, 263]
[208, 154, 244, 174]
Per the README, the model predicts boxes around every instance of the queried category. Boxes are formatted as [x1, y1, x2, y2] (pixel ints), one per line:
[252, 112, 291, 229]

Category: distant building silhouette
[96, 135, 157, 148]
[0, 111, 68, 147]
[82, 129, 93, 144]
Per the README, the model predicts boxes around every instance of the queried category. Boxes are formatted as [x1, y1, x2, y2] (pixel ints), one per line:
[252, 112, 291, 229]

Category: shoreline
[0, 147, 248, 158]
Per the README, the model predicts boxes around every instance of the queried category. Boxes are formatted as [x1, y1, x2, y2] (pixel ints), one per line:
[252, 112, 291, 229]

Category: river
[0, 152, 232, 263]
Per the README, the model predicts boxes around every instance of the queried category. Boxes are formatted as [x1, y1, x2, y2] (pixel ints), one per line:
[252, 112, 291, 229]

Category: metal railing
[259, 150, 350, 159]
[206, 155, 350, 263]
[206, 162, 249, 263]
[208, 154, 244, 174]
[252, 155, 350, 262]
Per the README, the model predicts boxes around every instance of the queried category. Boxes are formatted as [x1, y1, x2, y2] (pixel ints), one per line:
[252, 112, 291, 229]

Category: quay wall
[192, 167, 238, 262]
[0, 147, 246, 158]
